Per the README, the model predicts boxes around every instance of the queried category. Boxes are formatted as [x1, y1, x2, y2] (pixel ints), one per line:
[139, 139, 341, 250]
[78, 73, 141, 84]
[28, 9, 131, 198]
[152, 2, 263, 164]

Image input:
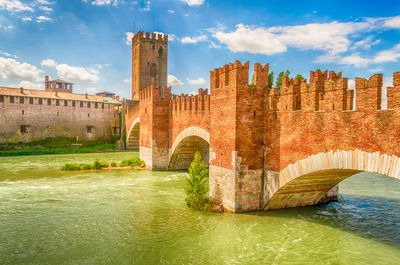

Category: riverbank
[0, 137, 117, 156]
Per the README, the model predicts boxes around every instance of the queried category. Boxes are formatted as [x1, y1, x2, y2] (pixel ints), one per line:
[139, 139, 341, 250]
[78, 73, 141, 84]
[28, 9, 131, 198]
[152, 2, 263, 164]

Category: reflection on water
[0, 153, 399, 265]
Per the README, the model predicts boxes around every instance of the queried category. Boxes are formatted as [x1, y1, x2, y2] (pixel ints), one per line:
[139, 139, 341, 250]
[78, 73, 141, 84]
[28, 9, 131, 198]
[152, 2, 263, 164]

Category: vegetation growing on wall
[184, 152, 210, 210]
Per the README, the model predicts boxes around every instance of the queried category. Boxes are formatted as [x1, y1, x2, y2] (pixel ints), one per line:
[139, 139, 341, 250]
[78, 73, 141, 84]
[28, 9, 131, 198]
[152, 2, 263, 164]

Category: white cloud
[87, 87, 97, 93]
[373, 44, 400, 63]
[0, 51, 17, 58]
[91, 0, 110, 6]
[168, 9, 175, 14]
[168, 75, 183, 86]
[125, 32, 134, 45]
[36, 16, 52, 23]
[0, 0, 34, 12]
[208, 41, 221, 49]
[22, 17, 32, 22]
[189, 90, 197, 95]
[141, 1, 150, 11]
[187, 77, 206, 85]
[153, 31, 175, 41]
[181, 0, 205, 6]
[39, 6, 53, 12]
[123, 77, 131, 83]
[40, 58, 99, 82]
[214, 21, 374, 56]
[40, 58, 57, 67]
[383, 15, 400, 29]
[369, 67, 383, 73]
[15, 80, 43, 90]
[0, 57, 42, 82]
[56, 64, 99, 82]
[351, 36, 381, 50]
[95, 63, 110, 69]
[181, 35, 207, 44]
[37, 0, 55, 4]
[316, 53, 371, 67]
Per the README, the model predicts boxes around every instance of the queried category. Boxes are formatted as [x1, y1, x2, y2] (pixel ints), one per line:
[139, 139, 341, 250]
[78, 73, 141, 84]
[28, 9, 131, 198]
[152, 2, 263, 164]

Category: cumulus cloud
[351, 36, 381, 50]
[22, 17, 32, 22]
[187, 77, 206, 85]
[168, 9, 175, 14]
[125, 32, 134, 45]
[181, 0, 205, 6]
[0, 0, 34, 12]
[14, 80, 43, 90]
[36, 16, 52, 23]
[0, 57, 42, 82]
[123, 77, 131, 83]
[213, 21, 375, 56]
[181, 35, 207, 44]
[90, 0, 118, 6]
[40, 58, 57, 67]
[316, 53, 371, 67]
[40, 58, 99, 82]
[168, 75, 183, 86]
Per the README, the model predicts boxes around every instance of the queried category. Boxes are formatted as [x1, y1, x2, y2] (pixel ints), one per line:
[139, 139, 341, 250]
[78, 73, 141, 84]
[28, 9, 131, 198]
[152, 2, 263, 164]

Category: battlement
[210, 61, 270, 94]
[139, 85, 171, 102]
[132, 31, 168, 46]
[310, 69, 328, 83]
[170, 89, 210, 112]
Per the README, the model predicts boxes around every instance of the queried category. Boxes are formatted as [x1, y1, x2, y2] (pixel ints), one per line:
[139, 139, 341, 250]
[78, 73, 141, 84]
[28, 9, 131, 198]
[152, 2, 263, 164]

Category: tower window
[10, 96, 14, 103]
[72, 101, 76, 107]
[20, 97, 24, 104]
[0, 95, 4, 102]
[48, 98, 51, 105]
[56, 99, 59, 106]
[152, 45, 155, 50]
[29, 98, 33, 104]
[64, 100, 68, 106]
[38, 98, 42, 105]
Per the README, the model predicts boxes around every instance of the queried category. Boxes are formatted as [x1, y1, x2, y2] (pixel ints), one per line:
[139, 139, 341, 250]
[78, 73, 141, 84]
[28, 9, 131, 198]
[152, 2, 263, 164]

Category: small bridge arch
[126, 117, 140, 150]
[265, 149, 400, 210]
[168, 126, 210, 170]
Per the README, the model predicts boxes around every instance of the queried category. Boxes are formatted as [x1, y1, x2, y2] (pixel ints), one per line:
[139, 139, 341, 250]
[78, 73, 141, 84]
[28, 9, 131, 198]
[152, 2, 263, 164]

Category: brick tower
[131, 31, 168, 100]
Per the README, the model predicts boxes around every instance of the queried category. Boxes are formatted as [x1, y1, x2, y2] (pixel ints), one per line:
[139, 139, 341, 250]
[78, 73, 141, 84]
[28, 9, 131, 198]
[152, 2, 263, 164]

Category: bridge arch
[126, 117, 140, 150]
[265, 149, 400, 210]
[168, 126, 210, 170]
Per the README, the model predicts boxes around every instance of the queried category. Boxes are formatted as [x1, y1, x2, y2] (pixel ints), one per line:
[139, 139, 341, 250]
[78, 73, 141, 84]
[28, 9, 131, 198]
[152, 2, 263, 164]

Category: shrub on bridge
[184, 152, 209, 210]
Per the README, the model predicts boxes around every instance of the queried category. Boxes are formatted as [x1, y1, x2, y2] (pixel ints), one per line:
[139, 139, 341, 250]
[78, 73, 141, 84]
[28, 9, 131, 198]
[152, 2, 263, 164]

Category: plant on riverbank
[61, 157, 145, 171]
[184, 152, 210, 210]
[120, 158, 145, 167]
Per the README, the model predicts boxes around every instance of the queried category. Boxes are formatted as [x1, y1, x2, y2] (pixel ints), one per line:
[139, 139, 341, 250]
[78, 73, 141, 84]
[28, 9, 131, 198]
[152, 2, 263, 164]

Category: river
[0, 152, 399, 264]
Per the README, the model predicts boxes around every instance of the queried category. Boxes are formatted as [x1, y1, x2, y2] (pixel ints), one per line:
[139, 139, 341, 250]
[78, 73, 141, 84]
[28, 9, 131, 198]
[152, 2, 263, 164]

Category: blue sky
[0, 0, 399, 99]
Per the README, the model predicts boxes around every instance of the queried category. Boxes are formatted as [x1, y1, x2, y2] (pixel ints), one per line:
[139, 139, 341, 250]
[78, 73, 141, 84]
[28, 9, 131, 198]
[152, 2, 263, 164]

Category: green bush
[110, 161, 117, 167]
[93, 159, 109, 169]
[184, 152, 209, 210]
[61, 163, 81, 171]
[120, 158, 145, 167]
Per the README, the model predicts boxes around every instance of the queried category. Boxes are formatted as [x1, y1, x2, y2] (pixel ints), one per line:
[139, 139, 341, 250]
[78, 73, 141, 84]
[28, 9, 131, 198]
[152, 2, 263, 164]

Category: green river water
[0, 152, 399, 265]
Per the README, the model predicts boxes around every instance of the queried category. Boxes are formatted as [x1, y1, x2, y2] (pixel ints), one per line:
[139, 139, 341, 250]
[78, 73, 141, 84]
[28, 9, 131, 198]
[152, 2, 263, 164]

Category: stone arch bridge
[124, 60, 400, 212]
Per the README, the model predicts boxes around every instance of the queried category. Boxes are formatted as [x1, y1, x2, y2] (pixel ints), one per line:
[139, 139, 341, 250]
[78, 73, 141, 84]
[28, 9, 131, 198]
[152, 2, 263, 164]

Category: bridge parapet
[170, 89, 210, 113]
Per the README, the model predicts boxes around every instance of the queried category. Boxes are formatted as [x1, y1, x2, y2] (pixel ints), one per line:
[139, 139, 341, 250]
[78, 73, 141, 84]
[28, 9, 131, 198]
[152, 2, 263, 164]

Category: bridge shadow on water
[247, 194, 400, 248]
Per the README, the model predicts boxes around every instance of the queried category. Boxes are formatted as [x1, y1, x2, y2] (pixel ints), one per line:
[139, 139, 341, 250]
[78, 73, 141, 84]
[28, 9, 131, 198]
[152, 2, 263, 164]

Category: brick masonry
[126, 32, 400, 212]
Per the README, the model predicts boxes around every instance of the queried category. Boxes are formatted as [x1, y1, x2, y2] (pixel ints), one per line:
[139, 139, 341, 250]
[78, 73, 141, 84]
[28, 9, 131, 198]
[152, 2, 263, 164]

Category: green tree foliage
[276, 70, 290, 89]
[295, 74, 305, 80]
[268, 71, 274, 89]
[250, 73, 255, 85]
[184, 152, 209, 210]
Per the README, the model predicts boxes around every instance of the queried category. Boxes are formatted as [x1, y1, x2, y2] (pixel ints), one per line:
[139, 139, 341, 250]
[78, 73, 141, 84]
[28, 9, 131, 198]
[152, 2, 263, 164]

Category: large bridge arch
[265, 149, 400, 210]
[168, 126, 210, 170]
[126, 117, 140, 150]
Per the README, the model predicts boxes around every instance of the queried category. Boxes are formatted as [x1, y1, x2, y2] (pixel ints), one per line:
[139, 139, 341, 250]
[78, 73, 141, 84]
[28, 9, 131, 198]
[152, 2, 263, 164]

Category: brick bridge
[124, 60, 400, 212]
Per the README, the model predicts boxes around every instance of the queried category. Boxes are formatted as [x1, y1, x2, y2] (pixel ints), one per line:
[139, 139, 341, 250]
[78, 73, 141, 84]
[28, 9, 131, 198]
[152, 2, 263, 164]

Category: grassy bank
[61, 158, 145, 171]
[0, 137, 118, 157]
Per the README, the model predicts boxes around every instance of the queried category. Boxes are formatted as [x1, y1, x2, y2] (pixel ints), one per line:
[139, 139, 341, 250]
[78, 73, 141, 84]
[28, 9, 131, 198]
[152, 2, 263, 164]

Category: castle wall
[0, 88, 119, 143]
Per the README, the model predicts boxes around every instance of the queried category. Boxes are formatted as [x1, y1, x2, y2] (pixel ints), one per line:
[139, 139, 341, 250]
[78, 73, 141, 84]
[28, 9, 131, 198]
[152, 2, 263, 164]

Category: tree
[268, 72, 274, 89]
[184, 152, 209, 210]
[295, 74, 304, 80]
[276, 70, 290, 89]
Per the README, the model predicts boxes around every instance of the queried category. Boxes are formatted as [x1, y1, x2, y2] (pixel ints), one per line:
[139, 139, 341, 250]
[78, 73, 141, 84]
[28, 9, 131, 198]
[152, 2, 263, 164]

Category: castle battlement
[132, 31, 168, 45]
[170, 89, 210, 112]
[139, 85, 171, 102]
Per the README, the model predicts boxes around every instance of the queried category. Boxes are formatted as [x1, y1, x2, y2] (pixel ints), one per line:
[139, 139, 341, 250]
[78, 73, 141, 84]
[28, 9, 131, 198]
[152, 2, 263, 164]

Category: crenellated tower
[131, 31, 168, 100]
